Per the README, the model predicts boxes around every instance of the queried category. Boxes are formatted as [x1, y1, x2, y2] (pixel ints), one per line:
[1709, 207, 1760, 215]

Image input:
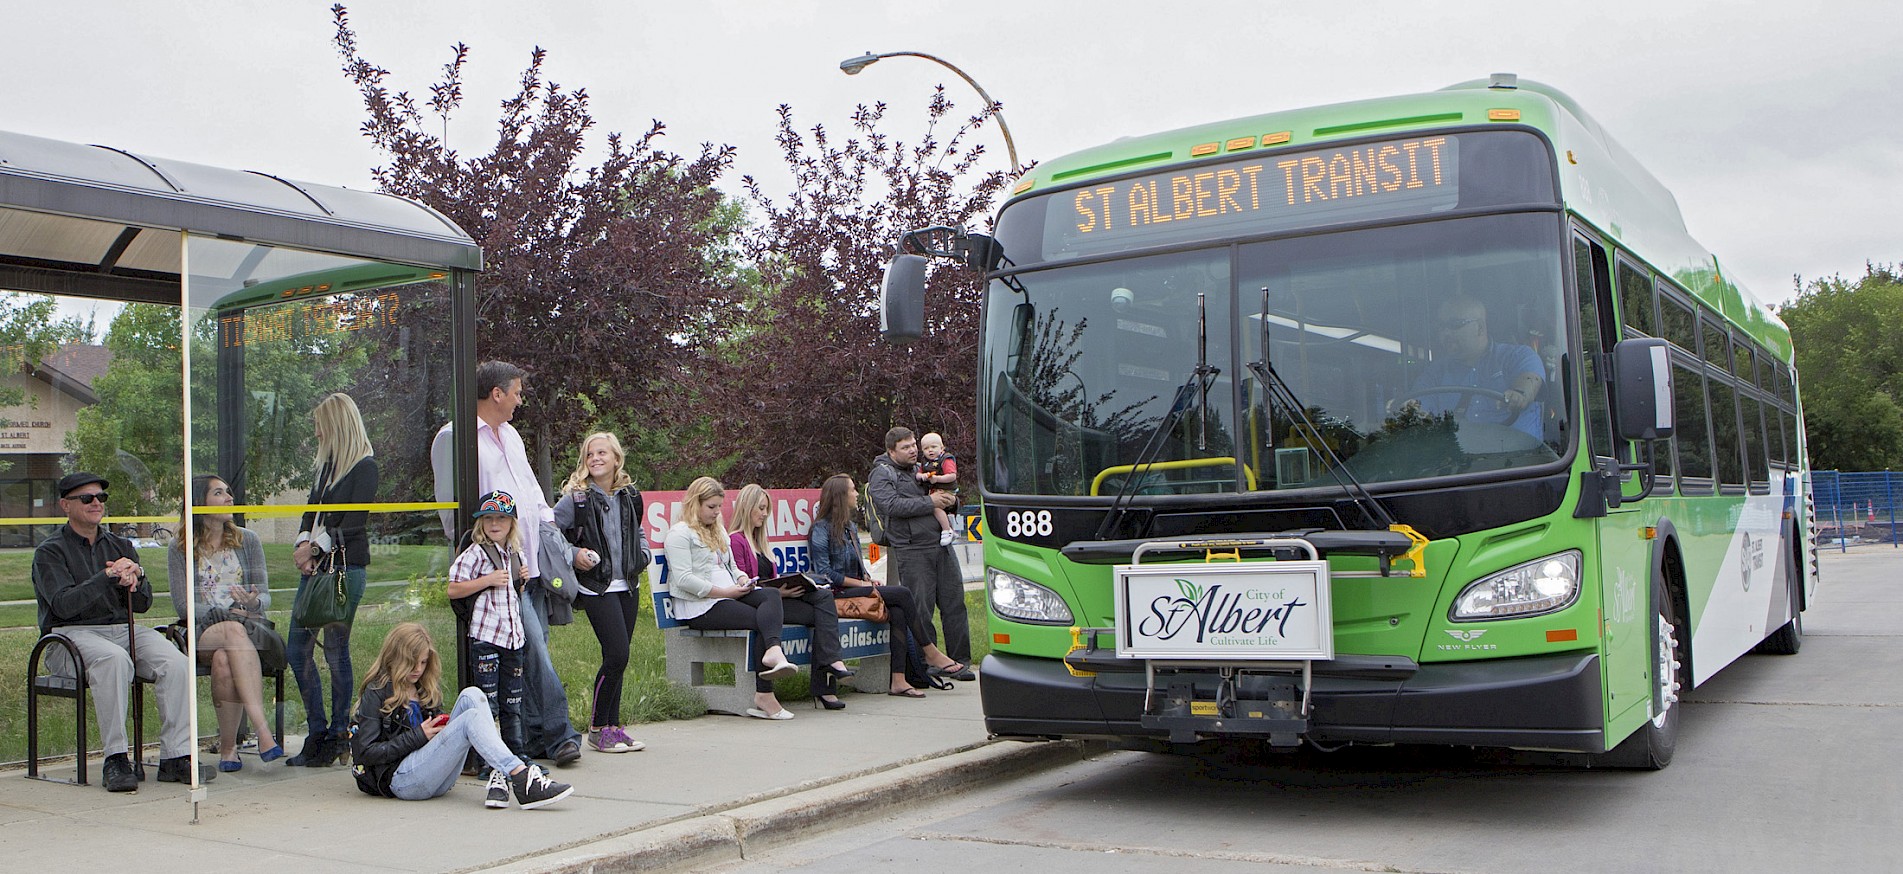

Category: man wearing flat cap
[33, 472, 200, 792]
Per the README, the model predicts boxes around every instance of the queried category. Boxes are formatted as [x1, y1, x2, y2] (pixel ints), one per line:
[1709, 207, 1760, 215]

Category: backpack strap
[477, 542, 522, 592]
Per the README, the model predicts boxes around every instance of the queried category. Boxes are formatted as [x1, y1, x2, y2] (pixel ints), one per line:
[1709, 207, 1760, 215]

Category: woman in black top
[552, 432, 649, 753]
[287, 392, 379, 766]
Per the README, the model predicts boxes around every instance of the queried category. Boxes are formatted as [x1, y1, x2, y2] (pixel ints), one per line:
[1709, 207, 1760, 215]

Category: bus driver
[1411, 296, 1544, 440]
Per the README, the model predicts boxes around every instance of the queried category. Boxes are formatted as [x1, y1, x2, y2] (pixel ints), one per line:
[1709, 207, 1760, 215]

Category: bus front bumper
[979, 649, 1605, 752]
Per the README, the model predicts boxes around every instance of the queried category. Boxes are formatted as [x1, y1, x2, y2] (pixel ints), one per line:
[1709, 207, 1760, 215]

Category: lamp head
[840, 52, 881, 75]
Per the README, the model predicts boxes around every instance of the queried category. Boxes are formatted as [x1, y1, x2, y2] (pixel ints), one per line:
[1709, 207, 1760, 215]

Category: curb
[480, 738, 1101, 873]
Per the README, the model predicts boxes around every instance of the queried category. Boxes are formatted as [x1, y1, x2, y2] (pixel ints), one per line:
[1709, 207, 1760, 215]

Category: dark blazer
[298, 457, 380, 566]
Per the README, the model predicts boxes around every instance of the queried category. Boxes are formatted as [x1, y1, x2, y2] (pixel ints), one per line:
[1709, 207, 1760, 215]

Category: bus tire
[1594, 572, 1682, 770]
[1754, 530, 1804, 655]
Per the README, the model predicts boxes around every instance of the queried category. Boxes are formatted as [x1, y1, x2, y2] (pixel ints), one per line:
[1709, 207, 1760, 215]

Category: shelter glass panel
[182, 235, 462, 785]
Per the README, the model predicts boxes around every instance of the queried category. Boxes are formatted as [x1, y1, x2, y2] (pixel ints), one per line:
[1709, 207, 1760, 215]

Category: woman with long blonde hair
[349, 623, 573, 808]
[729, 483, 850, 710]
[664, 476, 799, 719]
[288, 391, 380, 767]
[553, 432, 649, 752]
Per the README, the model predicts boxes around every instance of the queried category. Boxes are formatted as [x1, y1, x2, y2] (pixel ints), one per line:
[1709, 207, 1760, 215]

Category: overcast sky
[10, 0, 1899, 310]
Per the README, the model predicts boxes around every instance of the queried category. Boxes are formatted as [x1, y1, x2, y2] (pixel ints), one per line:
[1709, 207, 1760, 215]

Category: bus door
[1575, 236, 1653, 732]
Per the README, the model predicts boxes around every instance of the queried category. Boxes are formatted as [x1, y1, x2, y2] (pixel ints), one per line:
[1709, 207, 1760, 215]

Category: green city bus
[883, 74, 1813, 768]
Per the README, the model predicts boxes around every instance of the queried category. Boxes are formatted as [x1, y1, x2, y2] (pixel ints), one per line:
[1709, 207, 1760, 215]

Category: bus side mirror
[1612, 338, 1674, 441]
[881, 254, 927, 343]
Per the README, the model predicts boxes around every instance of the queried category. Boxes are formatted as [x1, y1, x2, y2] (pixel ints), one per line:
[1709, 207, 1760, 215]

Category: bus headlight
[1451, 551, 1581, 620]
[988, 568, 1074, 624]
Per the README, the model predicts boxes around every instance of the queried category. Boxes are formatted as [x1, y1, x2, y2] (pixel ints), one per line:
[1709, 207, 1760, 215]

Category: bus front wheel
[1595, 573, 1682, 769]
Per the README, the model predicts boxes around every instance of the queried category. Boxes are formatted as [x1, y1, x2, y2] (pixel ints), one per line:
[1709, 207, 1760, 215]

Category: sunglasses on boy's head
[66, 492, 108, 505]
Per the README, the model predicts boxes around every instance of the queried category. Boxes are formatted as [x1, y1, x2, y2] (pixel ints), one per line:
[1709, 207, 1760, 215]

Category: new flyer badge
[1113, 561, 1334, 660]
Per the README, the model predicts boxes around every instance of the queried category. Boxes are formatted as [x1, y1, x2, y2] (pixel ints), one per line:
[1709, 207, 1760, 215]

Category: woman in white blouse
[664, 476, 799, 719]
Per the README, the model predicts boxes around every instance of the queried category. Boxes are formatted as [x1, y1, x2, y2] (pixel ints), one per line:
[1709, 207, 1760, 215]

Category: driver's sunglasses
[68, 492, 109, 505]
[1438, 317, 1481, 332]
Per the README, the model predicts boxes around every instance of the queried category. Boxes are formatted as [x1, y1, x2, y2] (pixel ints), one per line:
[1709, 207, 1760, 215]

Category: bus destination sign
[1046, 135, 1460, 258]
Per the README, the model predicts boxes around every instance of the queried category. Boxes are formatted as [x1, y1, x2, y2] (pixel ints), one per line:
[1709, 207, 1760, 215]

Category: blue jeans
[288, 565, 367, 739]
[388, 688, 526, 801]
[468, 639, 526, 759]
[519, 581, 582, 757]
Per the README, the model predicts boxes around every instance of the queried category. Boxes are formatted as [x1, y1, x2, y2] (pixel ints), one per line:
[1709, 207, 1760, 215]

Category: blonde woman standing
[664, 477, 798, 720]
[288, 392, 380, 767]
[553, 432, 649, 753]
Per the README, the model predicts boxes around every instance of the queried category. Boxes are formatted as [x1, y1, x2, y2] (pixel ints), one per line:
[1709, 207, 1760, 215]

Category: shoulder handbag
[835, 592, 889, 622]
[293, 544, 351, 628]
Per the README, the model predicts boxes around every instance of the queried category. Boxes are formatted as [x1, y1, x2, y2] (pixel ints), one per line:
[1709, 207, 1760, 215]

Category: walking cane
[124, 568, 136, 664]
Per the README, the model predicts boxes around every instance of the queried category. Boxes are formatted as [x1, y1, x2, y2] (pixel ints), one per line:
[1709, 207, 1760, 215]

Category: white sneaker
[485, 769, 511, 809]
[939, 529, 956, 546]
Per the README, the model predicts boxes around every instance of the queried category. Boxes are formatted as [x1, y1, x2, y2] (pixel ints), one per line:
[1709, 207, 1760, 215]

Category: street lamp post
[839, 50, 1021, 174]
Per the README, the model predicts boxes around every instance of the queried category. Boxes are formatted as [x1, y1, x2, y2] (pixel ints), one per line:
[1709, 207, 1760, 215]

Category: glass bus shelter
[0, 127, 483, 814]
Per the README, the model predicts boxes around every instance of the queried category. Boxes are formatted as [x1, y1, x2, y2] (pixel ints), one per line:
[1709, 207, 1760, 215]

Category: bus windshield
[981, 212, 1571, 496]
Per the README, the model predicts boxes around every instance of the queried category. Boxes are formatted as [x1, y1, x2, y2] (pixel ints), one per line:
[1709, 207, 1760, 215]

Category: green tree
[332, 6, 740, 491]
[1780, 263, 1903, 470]
[68, 304, 182, 514]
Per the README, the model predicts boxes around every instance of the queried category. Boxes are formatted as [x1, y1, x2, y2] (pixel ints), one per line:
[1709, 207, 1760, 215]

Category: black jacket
[298, 457, 380, 567]
[32, 524, 150, 634]
[867, 453, 942, 550]
[563, 485, 647, 594]
[349, 682, 437, 798]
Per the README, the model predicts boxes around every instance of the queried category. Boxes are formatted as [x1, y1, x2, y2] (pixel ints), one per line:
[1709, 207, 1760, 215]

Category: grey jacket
[663, 521, 745, 621]
[166, 528, 269, 627]
[868, 453, 943, 550]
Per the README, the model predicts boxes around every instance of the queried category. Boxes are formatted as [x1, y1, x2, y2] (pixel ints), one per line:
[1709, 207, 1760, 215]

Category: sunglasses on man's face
[67, 492, 108, 505]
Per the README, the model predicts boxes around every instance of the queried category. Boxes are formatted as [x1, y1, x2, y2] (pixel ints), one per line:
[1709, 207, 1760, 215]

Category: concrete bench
[652, 558, 890, 716]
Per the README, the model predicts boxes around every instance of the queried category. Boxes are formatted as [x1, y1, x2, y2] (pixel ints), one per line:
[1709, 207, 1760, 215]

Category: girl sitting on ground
[350, 622, 573, 809]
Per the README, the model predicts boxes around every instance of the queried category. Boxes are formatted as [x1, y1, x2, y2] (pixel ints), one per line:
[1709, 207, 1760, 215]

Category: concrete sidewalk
[0, 677, 1083, 872]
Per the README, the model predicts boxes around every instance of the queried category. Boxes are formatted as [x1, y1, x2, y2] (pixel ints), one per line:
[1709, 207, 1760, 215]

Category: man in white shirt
[432, 361, 584, 766]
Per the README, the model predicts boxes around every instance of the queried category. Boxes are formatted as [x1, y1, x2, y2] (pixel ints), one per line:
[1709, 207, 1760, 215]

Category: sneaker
[609, 726, 646, 752]
[587, 728, 613, 753]
[589, 726, 645, 753]
[157, 755, 215, 784]
[485, 769, 511, 809]
[510, 764, 574, 810]
[552, 738, 582, 766]
[102, 753, 138, 793]
[939, 529, 956, 546]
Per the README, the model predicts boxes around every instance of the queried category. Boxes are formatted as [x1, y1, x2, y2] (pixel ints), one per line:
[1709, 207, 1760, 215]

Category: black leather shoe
[102, 753, 137, 792]
[552, 738, 582, 766]
[157, 755, 215, 783]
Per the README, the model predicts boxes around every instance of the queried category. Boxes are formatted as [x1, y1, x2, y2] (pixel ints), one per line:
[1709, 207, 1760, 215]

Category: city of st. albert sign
[1112, 561, 1334, 660]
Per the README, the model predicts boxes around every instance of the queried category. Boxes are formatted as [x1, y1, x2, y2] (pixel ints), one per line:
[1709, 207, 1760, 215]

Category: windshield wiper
[1095, 292, 1221, 541]
[1248, 287, 1396, 531]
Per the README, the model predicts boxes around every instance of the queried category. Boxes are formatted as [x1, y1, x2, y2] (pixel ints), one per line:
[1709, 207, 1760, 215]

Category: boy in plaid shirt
[448, 490, 531, 784]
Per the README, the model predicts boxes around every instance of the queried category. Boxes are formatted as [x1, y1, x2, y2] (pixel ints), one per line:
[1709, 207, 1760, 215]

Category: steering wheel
[1391, 385, 1510, 413]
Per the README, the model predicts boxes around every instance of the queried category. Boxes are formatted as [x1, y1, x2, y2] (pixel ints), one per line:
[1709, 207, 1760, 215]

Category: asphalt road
[712, 547, 1901, 873]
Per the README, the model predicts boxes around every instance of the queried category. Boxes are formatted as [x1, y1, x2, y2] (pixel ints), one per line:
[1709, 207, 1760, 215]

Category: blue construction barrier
[1810, 470, 1902, 549]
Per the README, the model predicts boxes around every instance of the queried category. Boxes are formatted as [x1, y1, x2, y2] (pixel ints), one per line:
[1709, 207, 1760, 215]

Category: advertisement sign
[641, 488, 822, 574]
[1112, 561, 1334, 660]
